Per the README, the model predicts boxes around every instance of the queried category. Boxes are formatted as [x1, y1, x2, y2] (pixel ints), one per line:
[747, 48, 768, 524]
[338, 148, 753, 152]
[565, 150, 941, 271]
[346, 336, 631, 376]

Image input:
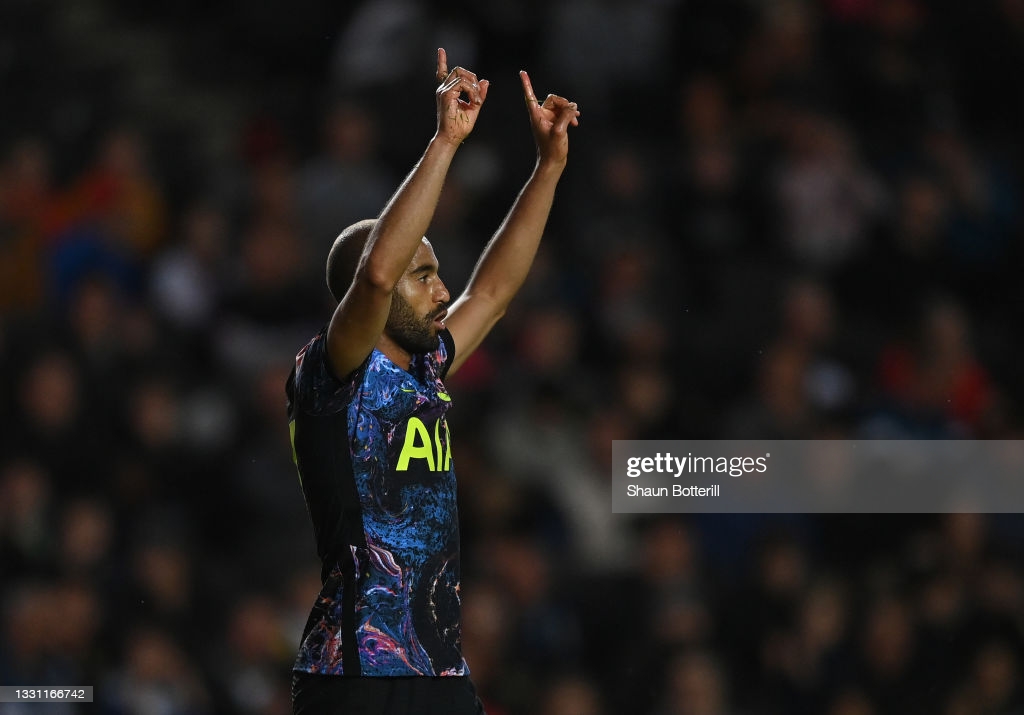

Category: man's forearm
[464, 158, 565, 306]
[361, 136, 459, 289]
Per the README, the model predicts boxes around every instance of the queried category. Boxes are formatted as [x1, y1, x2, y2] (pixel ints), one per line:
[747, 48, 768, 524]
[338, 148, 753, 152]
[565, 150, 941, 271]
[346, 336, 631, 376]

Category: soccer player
[286, 49, 579, 715]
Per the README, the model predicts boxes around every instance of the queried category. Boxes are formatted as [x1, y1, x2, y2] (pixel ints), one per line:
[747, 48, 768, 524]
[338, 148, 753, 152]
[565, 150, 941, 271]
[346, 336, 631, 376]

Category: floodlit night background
[2, 1, 1024, 713]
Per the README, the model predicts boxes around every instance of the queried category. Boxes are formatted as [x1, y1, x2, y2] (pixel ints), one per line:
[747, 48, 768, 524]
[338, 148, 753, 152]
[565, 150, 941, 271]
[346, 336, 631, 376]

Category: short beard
[385, 291, 442, 355]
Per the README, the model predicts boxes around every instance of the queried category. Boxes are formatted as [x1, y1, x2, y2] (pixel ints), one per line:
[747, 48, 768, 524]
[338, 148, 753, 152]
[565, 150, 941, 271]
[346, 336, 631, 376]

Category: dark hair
[325, 218, 377, 302]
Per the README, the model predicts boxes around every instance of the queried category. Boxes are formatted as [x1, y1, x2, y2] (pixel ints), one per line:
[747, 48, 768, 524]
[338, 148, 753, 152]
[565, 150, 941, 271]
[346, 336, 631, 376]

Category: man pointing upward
[287, 49, 579, 714]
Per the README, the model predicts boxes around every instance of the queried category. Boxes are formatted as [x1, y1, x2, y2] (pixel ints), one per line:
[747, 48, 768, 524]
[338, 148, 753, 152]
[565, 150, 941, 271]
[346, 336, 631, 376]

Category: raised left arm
[444, 71, 580, 376]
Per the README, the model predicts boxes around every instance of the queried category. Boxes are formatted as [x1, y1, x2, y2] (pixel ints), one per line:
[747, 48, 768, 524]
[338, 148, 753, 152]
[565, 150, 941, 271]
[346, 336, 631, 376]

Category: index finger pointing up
[437, 48, 448, 84]
[520, 70, 538, 104]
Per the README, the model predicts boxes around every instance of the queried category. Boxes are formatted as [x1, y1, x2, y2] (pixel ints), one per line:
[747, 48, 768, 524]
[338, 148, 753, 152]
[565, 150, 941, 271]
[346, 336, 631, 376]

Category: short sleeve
[290, 331, 364, 416]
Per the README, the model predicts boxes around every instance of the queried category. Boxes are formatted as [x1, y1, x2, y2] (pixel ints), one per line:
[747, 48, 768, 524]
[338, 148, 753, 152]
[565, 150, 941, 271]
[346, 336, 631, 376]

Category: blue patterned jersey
[286, 328, 466, 677]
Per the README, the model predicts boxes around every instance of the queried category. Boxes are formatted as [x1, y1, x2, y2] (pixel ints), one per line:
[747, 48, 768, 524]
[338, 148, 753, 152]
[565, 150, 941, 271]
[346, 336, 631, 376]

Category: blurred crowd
[2, 0, 1024, 713]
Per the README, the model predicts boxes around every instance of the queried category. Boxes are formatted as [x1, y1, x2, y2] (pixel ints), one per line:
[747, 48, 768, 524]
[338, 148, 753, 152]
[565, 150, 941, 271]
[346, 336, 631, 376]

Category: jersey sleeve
[290, 331, 364, 417]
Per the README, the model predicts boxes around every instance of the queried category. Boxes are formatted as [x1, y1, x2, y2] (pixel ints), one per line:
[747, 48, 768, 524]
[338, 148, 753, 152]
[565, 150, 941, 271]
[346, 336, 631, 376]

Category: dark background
[2, 0, 1024, 713]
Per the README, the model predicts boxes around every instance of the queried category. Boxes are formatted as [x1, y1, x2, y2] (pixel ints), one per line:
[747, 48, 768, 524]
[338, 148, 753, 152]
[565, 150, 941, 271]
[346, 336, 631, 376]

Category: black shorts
[292, 671, 487, 715]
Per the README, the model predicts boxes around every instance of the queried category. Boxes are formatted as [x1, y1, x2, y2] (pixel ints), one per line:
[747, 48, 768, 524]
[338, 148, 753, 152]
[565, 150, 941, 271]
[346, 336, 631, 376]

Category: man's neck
[376, 334, 412, 372]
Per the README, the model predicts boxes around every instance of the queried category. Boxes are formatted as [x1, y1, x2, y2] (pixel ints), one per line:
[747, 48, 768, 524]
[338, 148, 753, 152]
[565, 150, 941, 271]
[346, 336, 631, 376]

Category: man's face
[385, 239, 450, 355]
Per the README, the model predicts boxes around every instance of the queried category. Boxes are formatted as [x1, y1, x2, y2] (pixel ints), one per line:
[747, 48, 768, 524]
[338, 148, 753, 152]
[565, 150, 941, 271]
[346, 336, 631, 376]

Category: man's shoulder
[436, 329, 456, 378]
[290, 330, 365, 417]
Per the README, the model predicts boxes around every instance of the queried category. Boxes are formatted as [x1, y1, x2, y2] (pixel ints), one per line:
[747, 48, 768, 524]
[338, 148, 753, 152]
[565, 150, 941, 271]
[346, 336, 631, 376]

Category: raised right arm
[325, 49, 488, 379]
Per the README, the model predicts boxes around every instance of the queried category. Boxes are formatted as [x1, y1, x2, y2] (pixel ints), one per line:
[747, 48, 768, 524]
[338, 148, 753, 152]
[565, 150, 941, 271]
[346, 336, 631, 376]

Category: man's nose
[435, 279, 450, 304]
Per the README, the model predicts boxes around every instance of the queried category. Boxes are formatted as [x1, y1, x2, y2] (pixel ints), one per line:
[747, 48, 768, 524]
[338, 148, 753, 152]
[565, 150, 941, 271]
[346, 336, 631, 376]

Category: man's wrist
[534, 155, 567, 176]
[431, 132, 464, 152]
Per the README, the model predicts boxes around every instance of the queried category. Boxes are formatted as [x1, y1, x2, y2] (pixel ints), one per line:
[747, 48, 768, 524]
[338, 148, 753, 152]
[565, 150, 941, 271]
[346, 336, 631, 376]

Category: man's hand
[520, 71, 580, 166]
[435, 48, 489, 147]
